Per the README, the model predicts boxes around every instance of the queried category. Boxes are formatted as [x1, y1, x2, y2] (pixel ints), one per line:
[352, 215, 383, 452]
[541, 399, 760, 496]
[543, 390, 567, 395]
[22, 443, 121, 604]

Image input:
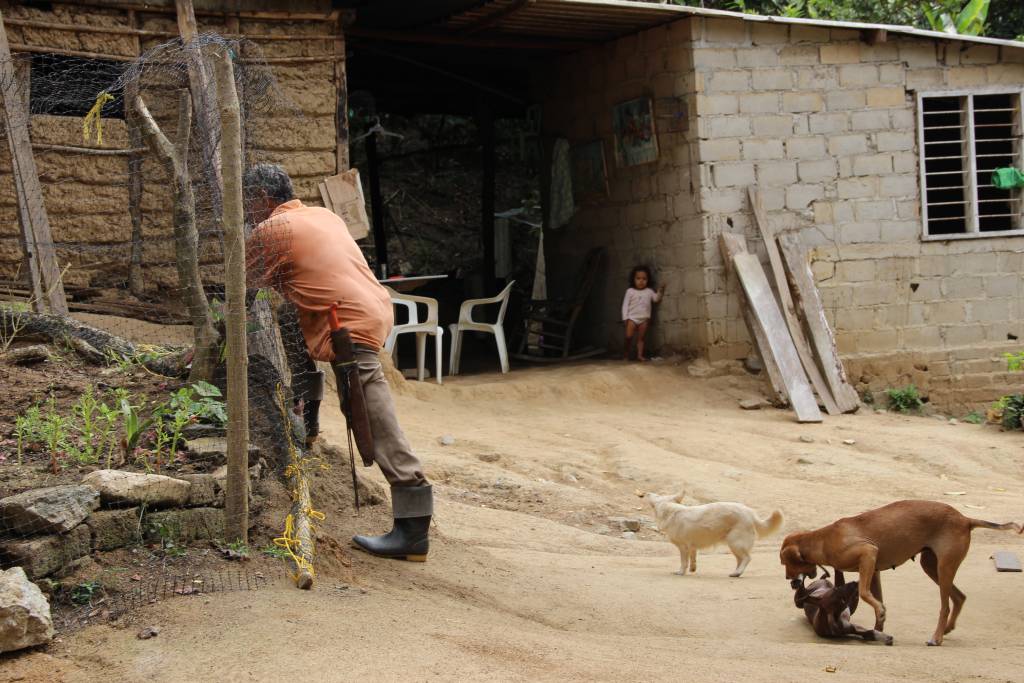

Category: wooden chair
[514, 247, 606, 361]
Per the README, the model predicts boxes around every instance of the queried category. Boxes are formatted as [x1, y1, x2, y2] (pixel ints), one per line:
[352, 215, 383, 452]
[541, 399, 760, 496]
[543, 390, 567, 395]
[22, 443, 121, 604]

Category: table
[378, 274, 447, 293]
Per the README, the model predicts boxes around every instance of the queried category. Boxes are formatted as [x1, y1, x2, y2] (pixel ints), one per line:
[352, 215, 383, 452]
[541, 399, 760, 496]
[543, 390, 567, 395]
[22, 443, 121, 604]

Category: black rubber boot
[352, 485, 432, 561]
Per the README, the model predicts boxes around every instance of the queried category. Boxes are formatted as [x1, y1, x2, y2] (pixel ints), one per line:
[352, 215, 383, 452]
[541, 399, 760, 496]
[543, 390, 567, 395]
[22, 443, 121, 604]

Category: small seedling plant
[886, 385, 925, 414]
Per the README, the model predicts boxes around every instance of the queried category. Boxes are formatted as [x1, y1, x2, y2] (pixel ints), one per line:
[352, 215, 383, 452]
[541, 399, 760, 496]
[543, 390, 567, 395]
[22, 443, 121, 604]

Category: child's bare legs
[636, 320, 650, 361]
[623, 320, 637, 360]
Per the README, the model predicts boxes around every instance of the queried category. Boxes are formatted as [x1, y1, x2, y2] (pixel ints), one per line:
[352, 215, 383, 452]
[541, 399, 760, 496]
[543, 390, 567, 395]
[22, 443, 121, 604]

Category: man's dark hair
[243, 163, 295, 204]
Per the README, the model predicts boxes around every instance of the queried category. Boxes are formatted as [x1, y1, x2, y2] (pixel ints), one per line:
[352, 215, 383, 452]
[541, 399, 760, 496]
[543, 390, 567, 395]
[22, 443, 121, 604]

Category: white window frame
[917, 87, 1024, 241]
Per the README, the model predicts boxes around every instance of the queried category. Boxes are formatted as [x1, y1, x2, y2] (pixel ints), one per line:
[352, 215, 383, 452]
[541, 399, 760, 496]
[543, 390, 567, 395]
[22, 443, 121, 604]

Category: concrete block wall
[0, 2, 336, 291]
[691, 16, 1024, 412]
[538, 18, 705, 353]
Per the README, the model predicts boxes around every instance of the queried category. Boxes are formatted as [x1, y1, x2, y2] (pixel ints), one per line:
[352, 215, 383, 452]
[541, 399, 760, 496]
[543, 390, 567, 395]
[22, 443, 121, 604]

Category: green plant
[96, 400, 120, 468]
[962, 411, 984, 424]
[261, 544, 290, 560]
[147, 520, 186, 557]
[1005, 351, 1024, 372]
[70, 387, 101, 464]
[1001, 394, 1024, 430]
[40, 396, 69, 473]
[922, 0, 989, 35]
[118, 392, 154, 462]
[70, 580, 103, 606]
[13, 405, 43, 465]
[886, 384, 925, 413]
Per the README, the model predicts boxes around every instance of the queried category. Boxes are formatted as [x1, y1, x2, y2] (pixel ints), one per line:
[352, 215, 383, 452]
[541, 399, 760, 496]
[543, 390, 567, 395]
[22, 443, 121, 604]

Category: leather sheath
[330, 327, 376, 467]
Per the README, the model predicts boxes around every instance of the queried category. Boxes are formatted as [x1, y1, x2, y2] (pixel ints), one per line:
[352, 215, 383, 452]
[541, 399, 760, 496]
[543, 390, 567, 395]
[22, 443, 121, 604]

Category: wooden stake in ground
[125, 9, 145, 298]
[134, 90, 219, 383]
[215, 48, 249, 545]
[0, 10, 68, 315]
[747, 186, 839, 416]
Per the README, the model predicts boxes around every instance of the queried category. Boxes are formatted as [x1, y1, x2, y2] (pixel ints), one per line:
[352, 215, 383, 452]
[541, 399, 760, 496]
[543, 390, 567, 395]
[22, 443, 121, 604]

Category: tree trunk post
[215, 48, 249, 545]
[125, 9, 145, 298]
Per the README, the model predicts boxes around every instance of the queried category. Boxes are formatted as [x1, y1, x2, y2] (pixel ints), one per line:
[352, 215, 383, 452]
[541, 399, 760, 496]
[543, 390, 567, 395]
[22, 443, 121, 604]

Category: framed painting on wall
[612, 97, 658, 167]
[570, 140, 609, 199]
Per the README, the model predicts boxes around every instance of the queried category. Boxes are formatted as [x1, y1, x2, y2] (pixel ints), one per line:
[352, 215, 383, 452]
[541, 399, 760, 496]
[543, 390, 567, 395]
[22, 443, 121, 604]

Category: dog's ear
[673, 489, 686, 503]
[780, 545, 803, 565]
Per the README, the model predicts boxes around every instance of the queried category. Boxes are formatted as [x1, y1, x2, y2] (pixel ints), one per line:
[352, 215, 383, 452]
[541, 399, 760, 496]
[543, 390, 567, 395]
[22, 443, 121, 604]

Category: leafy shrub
[886, 385, 925, 414]
[1001, 394, 1024, 430]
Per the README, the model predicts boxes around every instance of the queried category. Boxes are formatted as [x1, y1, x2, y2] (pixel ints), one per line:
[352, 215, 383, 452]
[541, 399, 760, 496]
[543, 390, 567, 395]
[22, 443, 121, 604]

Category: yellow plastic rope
[82, 92, 115, 145]
[273, 384, 327, 585]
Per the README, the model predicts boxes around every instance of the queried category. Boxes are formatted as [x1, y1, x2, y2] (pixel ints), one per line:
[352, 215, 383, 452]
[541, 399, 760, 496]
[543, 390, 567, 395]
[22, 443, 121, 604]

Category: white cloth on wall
[548, 138, 575, 229]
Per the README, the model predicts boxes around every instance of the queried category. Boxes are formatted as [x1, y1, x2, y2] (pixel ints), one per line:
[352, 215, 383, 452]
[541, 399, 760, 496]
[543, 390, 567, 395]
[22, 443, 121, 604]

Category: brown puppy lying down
[780, 500, 1022, 646]
[793, 576, 893, 645]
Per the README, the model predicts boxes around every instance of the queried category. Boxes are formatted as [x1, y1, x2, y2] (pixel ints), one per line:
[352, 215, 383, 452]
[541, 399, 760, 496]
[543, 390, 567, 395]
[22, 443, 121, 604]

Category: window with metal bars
[917, 90, 1023, 239]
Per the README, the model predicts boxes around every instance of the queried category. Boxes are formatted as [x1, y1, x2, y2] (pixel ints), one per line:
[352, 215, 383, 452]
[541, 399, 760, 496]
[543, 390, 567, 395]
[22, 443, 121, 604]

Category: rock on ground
[82, 470, 191, 508]
[0, 525, 91, 579]
[85, 508, 141, 551]
[143, 508, 224, 543]
[0, 567, 54, 654]
[178, 474, 218, 507]
[0, 485, 100, 535]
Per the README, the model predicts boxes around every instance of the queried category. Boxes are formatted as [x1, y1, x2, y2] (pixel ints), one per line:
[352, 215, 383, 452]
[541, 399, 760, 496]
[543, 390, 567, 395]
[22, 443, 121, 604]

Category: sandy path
[27, 361, 1024, 681]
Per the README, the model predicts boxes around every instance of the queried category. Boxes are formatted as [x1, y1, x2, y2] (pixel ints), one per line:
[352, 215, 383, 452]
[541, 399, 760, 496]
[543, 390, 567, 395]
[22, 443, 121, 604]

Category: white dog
[644, 492, 783, 577]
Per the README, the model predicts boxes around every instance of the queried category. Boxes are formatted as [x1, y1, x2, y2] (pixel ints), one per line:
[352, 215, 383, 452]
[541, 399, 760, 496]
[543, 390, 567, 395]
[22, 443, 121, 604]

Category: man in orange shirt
[244, 163, 432, 561]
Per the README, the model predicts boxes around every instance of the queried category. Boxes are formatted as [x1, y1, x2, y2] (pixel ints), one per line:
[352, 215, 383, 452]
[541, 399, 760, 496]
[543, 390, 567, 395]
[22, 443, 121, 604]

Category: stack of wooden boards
[720, 187, 861, 423]
[318, 169, 370, 240]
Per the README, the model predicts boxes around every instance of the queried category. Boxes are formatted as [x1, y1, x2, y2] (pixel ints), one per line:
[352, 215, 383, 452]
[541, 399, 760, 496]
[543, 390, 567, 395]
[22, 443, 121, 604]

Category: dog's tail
[969, 518, 1023, 534]
[754, 509, 784, 537]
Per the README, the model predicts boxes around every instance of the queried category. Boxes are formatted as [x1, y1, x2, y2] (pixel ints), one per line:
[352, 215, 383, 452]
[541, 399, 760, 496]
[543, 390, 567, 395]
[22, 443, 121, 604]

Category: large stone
[143, 508, 224, 544]
[0, 525, 91, 579]
[184, 438, 260, 466]
[85, 508, 141, 551]
[178, 474, 218, 507]
[82, 470, 191, 508]
[0, 486, 100, 535]
[0, 567, 54, 653]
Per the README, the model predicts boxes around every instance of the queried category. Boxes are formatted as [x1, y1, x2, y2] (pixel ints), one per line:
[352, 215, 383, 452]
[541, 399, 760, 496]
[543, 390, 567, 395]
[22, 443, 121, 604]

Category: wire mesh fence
[1, 27, 329, 593]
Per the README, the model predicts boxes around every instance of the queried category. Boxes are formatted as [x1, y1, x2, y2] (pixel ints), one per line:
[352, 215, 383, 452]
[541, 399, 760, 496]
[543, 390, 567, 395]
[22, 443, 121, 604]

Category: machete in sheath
[328, 306, 376, 467]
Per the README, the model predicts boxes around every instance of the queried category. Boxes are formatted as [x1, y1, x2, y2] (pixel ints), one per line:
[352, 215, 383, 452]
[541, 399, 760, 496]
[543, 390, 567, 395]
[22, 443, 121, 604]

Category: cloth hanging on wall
[992, 167, 1024, 190]
[548, 138, 575, 229]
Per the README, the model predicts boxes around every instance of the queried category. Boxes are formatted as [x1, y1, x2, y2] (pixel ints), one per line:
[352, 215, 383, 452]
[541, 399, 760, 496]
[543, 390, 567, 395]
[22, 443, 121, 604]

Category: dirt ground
[6, 358, 1024, 682]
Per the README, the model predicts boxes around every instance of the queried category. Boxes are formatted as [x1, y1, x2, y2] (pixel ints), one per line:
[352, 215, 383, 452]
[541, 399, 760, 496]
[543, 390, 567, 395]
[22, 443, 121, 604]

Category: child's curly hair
[628, 264, 654, 288]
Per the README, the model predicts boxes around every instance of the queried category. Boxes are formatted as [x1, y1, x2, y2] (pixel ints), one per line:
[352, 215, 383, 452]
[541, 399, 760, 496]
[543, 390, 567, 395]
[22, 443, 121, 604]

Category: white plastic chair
[383, 287, 443, 384]
[449, 280, 515, 375]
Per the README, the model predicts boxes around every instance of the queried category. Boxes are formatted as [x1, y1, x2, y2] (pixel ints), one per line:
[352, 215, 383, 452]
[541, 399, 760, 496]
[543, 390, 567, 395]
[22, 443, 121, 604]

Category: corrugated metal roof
[438, 0, 1024, 51]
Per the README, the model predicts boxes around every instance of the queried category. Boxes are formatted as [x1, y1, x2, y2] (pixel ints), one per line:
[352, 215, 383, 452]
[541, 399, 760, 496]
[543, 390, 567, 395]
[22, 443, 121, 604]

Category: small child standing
[622, 265, 665, 361]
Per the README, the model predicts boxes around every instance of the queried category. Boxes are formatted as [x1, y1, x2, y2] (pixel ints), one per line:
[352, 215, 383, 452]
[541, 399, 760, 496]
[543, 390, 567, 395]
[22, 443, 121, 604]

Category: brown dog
[780, 500, 1022, 646]
[793, 577, 893, 645]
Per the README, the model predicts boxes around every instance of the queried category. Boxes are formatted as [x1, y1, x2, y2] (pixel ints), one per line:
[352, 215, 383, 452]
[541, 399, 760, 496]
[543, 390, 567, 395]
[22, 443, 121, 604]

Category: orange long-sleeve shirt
[245, 200, 392, 361]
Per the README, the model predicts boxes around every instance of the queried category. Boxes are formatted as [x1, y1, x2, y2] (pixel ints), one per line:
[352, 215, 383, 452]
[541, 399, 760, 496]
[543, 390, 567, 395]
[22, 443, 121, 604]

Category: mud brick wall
[690, 17, 1024, 412]
[537, 18, 706, 353]
[0, 1, 337, 291]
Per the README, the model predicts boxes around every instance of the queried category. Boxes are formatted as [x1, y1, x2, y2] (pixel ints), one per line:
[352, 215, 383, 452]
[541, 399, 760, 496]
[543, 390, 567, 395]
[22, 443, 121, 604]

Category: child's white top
[622, 287, 661, 322]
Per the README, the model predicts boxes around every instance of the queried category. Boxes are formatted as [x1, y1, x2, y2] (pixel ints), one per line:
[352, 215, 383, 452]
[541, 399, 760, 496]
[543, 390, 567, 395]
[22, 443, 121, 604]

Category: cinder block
[827, 90, 867, 111]
[809, 112, 849, 134]
[906, 69, 944, 89]
[798, 159, 838, 183]
[751, 68, 794, 90]
[796, 66, 839, 90]
[737, 47, 782, 68]
[709, 115, 752, 137]
[862, 43, 900, 63]
[700, 188, 745, 213]
[755, 161, 798, 187]
[852, 154, 893, 176]
[928, 301, 967, 324]
[701, 139, 741, 162]
[942, 276, 985, 299]
[779, 45, 820, 66]
[879, 175, 918, 198]
[985, 274, 1020, 298]
[878, 64, 905, 85]
[892, 152, 918, 174]
[696, 47, 737, 69]
[854, 328, 900, 352]
[790, 25, 829, 43]
[704, 17, 749, 44]
[960, 45, 999, 65]
[854, 199, 894, 221]
[942, 325, 986, 346]
[752, 115, 794, 136]
[820, 44, 861, 64]
[786, 184, 825, 210]
[837, 177, 877, 199]
[828, 134, 869, 156]
[701, 94, 739, 115]
[836, 260, 876, 282]
[987, 64, 1024, 85]
[782, 92, 824, 113]
[866, 87, 906, 108]
[835, 307, 876, 331]
[851, 110, 890, 131]
[751, 23, 788, 45]
[839, 64, 879, 87]
[840, 221, 881, 243]
[742, 139, 784, 160]
[739, 92, 780, 114]
[786, 137, 827, 160]
[968, 299, 1010, 323]
[813, 200, 834, 224]
[876, 131, 915, 152]
[712, 162, 756, 187]
[952, 252, 999, 274]
[946, 67, 988, 88]
[899, 43, 938, 68]
[707, 70, 750, 93]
